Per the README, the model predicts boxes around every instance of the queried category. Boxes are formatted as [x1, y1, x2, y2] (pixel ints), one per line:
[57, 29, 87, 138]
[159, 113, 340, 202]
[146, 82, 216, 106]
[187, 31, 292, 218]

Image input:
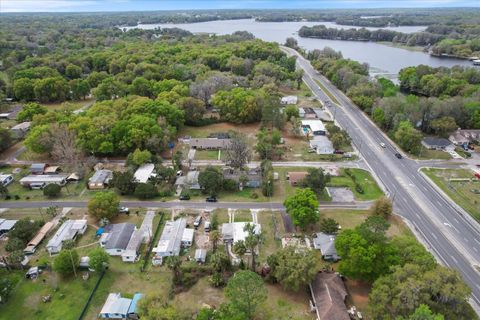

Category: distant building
[280, 95, 298, 105]
[449, 129, 480, 146]
[19, 174, 68, 188]
[100, 223, 136, 256]
[30, 163, 47, 175]
[88, 169, 113, 190]
[310, 273, 349, 320]
[221, 222, 261, 245]
[302, 120, 326, 136]
[174, 171, 201, 190]
[298, 107, 317, 119]
[313, 233, 340, 262]
[222, 167, 262, 188]
[46, 220, 87, 255]
[189, 138, 231, 150]
[99, 292, 143, 319]
[421, 137, 452, 150]
[10, 121, 31, 138]
[133, 163, 155, 184]
[152, 218, 193, 265]
[0, 219, 17, 236]
[286, 172, 308, 186]
[309, 136, 334, 155]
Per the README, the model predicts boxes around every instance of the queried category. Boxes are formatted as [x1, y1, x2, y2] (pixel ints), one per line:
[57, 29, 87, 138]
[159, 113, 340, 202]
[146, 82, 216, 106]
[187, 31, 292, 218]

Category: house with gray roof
[309, 136, 334, 155]
[449, 129, 480, 146]
[152, 218, 192, 265]
[46, 220, 87, 255]
[421, 137, 452, 150]
[222, 167, 262, 188]
[88, 169, 113, 190]
[174, 171, 201, 190]
[100, 223, 136, 256]
[121, 211, 155, 262]
[313, 233, 340, 262]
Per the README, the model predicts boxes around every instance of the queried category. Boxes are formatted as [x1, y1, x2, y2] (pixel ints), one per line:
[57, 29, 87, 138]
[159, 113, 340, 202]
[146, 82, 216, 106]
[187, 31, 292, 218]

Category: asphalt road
[281, 46, 480, 313]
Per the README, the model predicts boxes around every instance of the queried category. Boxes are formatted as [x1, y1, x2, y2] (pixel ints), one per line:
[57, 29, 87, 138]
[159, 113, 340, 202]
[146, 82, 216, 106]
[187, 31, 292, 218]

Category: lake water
[124, 19, 474, 77]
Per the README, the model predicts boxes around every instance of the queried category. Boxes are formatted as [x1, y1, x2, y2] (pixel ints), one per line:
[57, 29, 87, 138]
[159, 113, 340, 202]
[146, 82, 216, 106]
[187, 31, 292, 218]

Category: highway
[281, 46, 480, 313]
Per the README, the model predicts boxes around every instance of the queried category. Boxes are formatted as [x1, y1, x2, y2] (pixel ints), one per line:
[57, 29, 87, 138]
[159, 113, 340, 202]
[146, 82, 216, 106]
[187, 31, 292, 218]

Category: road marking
[431, 233, 438, 240]
[473, 247, 478, 253]
[475, 238, 480, 245]
[464, 237, 469, 243]
[450, 255, 458, 264]
[453, 217, 459, 224]
[436, 200, 443, 207]
[444, 222, 452, 227]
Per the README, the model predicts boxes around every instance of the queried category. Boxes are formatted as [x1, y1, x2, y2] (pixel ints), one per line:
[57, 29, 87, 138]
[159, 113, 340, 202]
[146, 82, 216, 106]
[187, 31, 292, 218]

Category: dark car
[395, 153, 403, 159]
[206, 196, 217, 202]
[334, 150, 344, 154]
[179, 194, 190, 200]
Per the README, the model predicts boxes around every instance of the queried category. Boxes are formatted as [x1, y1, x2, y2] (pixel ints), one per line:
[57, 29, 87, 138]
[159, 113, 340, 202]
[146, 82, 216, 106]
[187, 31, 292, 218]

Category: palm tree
[210, 230, 221, 252]
[233, 240, 247, 267]
[244, 223, 262, 271]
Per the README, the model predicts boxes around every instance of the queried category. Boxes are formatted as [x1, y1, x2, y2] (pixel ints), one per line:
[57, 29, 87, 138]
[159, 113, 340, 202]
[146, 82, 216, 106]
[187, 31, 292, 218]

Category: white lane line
[431, 233, 438, 240]
[422, 185, 428, 192]
[453, 217, 459, 224]
[464, 237, 469, 243]
[450, 255, 458, 264]
[475, 238, 480, 245]
[473, 247, 478, 253]
[436, 200, 443, 207]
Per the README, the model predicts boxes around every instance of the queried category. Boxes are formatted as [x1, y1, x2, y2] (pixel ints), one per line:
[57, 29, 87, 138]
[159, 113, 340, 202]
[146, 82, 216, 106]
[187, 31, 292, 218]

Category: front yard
[421, 168, 480, 221]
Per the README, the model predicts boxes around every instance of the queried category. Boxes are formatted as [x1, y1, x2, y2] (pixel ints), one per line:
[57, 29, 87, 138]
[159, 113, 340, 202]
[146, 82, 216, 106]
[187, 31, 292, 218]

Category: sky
[1, 0, 479, 13]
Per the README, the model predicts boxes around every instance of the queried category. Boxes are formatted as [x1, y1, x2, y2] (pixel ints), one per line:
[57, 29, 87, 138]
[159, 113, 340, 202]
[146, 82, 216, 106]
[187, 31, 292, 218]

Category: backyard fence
[77, 269, 106, 320]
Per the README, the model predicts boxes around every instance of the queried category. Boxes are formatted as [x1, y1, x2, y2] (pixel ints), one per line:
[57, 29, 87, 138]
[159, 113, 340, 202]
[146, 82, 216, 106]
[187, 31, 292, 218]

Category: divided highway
[281, 46, 480, 313]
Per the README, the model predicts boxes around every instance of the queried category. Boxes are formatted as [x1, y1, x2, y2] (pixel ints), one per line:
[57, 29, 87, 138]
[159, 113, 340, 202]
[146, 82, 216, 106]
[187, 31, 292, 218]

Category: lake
[124, 19, 474, 78]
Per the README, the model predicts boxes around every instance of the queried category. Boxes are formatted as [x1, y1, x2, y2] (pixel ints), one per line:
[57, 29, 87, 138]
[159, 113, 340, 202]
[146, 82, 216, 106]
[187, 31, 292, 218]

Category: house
[189, 138, 231, 150]
[0, 219, 17, 236]
[44, 166, 62, 174]
[100, 223, 136, 256]
[0, 174, 13, 186]
[152, 218, 191, 265]
[133, 163, 155, 183]
[299, 107, 317, 119]
[310, 273, 350, 320]
[422, 137, 452, 150]
[121, 211, 155, 262]
[449, 129, 480, 146]
[310, 136, 334, 155]
[302, 120, 326, 136]
[313, 233, 340, 262]
[19, 174, 68, 188]
[286, 172, 308, 186]
[7, 105, 23, 120]
[46, 220, 87, 255]
[99, 292, 143, 319]
[182, 228, 194, 247]
[24, 222, 54, 254]
[88, 169, 113, 190]
[174, 171, 201, 190]
[222, 167, 262, 188]
[30, 163, 47, 175]
[221, 222, 261, 244]
[195, 249, 207, 263]
[10, 121, 31, 138]
[280, 95, 298, 105]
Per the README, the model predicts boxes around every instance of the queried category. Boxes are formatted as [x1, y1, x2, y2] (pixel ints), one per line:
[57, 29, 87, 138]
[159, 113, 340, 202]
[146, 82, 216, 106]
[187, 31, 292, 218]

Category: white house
[46, 220, 87, 255]
[301, 120, 326, 136]
[152, 218, 191, 265]
[221, 222, 261, 244]
[181, 228, 194, 248]
[280, 95, 298, 105]
[133, 163, 156, 184]
[19, 175, 67, 187]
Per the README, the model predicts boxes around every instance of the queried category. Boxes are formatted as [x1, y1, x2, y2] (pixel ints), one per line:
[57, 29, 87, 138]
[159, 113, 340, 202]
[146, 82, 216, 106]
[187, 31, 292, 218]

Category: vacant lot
[422, 168, 480, 221]
[329, 168, 384, 201]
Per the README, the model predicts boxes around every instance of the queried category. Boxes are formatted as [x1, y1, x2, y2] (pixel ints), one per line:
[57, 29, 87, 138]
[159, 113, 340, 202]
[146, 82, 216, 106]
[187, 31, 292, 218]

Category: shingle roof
[104, 223, 135, 250]
[89, 169, 113, 184]
[422, 137, 452, 147]
[313, 233, 339, 259]
[311, 273, 349, 320]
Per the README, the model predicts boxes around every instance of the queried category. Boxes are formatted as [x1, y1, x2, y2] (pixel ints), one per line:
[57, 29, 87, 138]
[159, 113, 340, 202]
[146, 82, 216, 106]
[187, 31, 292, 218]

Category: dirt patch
[344, 279, 371, 314]
[281, 212, 294, 233]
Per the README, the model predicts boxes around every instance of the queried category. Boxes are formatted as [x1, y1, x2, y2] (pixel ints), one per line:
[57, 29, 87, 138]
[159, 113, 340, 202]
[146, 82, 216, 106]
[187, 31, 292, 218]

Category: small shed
[286, 172, 308, 186]
[11, 121, 31, 138]
[30, 163, 47, 175]
[195, 249, 207, 263]
[0, 219, 17, 236]
[181, 228, 194, 248]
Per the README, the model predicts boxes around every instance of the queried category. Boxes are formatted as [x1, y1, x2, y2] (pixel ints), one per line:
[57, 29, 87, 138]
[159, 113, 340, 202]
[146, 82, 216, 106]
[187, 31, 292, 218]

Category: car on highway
[206, 196, 217, 202]
[380, 142, 386, 148]
[395, 153, 403, 159]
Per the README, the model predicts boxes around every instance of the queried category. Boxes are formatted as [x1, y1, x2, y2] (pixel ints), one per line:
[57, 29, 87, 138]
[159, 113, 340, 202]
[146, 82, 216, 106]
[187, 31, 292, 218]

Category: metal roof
[134, 164, 155, 183]
[20, 175, 67, 184]
[0, 219, 17, 231]
[89, 169, 112, 184]
[100, 293, 131, 316]
[47, 220, 86, 251]
[153, 218, 186, 256]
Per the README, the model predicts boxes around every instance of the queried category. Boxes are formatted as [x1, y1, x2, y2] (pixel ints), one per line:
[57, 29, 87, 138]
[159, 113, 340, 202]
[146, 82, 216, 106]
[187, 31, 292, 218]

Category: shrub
[250, 191, 259, 199]
[355, 184, 364, 194]
[222, 178, 238, 192]
[134, 183, 158, 199]
[43, 184, 61, 198]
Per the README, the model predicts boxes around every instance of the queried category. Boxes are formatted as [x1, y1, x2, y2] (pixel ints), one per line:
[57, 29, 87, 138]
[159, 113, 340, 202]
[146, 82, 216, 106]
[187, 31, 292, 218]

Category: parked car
[380, 142, 386, 148]
[206, 196, 217, 202]
[179, 194, 190, 200]
[118, 207, 129, 214]
[204, 221, 211, 232]
[193, 216, 202, 229]
[176, 170, 183, 177]
[395, 153, 403, 159]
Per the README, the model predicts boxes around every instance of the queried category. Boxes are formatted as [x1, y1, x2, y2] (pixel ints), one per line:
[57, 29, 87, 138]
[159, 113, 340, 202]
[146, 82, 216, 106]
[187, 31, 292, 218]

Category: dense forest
[308, 48, 480, 153]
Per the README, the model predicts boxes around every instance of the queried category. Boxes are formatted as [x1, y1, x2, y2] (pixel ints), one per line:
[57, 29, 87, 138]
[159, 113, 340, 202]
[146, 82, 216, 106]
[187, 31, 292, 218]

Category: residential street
[281, 46, 480, 312]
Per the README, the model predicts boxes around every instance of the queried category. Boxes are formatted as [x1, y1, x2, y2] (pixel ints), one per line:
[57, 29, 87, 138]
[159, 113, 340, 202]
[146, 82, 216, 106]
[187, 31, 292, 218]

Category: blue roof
[96, 228, 104, 236]
[128, 293, 143, 314]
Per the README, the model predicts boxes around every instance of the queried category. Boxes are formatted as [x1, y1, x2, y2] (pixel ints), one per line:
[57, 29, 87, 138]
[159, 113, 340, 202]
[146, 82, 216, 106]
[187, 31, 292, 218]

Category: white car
[380, 142, 386, 148]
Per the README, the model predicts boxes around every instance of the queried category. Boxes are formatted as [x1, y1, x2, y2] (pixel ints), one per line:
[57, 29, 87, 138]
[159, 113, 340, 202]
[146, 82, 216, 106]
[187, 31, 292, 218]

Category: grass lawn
[410, 146, 452, 160]
[233, 209, 253, 222]
[195, 150, 220, 160]
[257, 211, 285, 263]
[179, 122, 260, 140]
[422, 168, 480, 221]
[328, 168, 383, 201]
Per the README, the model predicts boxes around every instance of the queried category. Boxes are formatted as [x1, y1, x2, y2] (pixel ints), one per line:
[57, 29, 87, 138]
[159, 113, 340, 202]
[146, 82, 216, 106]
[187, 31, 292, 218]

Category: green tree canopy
[300, 168, 330, 195]
[53, 249, 79, 276]
[87, 191, 120, 220]
[283, 188, 320, 230]
[88, 247, 109, 271]
[17, 102, 47, 122]
[198, 166, 224, 196]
